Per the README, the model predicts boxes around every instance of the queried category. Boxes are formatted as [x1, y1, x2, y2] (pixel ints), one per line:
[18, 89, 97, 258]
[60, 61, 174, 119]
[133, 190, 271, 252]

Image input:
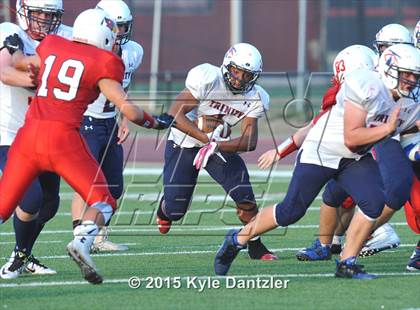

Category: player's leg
[23, 172, 61, 275]
[296, 180, 351, 261]
[54, 133, 116, 284]
[360, 139, 410, 256]
[157, 140, 199, 233]
[335, 155, 384, 279]
[205, 152, 276, 260]
[214, 155, 335, 275]
[0, 146, 41, 279]
[406, 161, 420, 271]
[91, 119, 126, 252]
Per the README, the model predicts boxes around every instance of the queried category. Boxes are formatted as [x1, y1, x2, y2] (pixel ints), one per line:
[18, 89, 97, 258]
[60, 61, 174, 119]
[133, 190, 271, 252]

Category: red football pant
[0, 120, 116, 221]
[404, 175, 420, 234]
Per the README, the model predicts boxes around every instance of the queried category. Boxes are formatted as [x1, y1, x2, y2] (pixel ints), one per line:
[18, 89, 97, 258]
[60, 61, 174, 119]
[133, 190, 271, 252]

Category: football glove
[3, 34, 24, 55]
[154, 113, 175, 130]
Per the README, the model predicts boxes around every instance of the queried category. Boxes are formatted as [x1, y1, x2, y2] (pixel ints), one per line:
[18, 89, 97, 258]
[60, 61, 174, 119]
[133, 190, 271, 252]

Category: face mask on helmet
[378, 44, 420, 101]
[17, 0, 63, 40]
[373, 23, 414, 56]
[96, 0, 133, 45]
[221, 43, 262, 94]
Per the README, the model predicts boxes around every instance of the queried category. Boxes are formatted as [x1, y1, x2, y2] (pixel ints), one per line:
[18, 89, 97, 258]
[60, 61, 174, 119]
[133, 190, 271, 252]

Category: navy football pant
[323, 138, 413, 211]
[162, 140, 255, 221]
[0, 145, 60, 223]
[80, 116, 124, 200]
[275, 152, 384, 226]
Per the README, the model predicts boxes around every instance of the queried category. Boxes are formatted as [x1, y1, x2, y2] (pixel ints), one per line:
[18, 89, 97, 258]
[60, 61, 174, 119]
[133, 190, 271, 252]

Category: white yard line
[1, 271, 419, 288]
[0, 222, 410, 236]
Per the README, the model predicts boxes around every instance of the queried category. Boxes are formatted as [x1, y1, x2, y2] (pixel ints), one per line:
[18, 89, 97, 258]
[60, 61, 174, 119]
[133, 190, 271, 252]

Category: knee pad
[38, 194, 60, 224]
[236, 202, 258, 224]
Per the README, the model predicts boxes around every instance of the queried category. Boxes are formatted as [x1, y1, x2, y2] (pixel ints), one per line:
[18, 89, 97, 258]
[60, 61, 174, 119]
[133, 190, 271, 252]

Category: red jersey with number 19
[26, 35, 124, 127]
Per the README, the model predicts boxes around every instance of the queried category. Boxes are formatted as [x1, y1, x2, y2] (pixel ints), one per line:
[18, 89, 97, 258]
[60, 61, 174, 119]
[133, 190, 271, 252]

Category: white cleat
[359, 223, 400, 257]
[0, 251, 27, 279]
[67, 239, 102, 284]
[24, 255, 57, 275]
[91, 227, 128, 253]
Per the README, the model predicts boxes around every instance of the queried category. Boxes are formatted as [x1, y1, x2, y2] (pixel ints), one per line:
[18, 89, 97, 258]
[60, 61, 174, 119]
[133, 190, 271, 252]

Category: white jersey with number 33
[301, 69, 419, 169]
[0, 22, 72, 146]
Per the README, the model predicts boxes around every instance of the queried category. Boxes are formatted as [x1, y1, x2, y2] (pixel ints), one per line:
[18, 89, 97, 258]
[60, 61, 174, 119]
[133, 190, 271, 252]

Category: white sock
[73, 220, 99, 248]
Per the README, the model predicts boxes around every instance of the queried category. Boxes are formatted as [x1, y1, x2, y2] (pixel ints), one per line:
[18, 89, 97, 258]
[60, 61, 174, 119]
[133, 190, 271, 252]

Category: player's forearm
[173, 114, 209, 143]
[120, 103, 156, 128]
[0, 66, 34, 87]
[217, 135, 257, 152]
[344, 125, 392, 151]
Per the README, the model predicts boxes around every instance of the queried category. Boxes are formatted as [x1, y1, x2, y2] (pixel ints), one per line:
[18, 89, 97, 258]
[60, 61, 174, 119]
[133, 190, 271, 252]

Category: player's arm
[0, 47, 35, 87]
[11, 50, 40, 72]
[99, 78, 158, 128]
[168, 88, 210, 144]
[343, 100, 399, 152]
[216, 117, 258, 152]
[117, 86, 130, 144]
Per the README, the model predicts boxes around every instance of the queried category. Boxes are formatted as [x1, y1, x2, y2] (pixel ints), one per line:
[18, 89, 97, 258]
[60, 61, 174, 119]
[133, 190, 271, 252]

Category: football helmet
[96, 0, 133, 45]
[16, 0, 63, 40]
[72, 9, 118, 52]
[414, 20, 420, 50]
[377, 44, 420, 100]
[221, 43, 262, 94]
[333, 44, 376, 84]
[373, 23, 414, 55]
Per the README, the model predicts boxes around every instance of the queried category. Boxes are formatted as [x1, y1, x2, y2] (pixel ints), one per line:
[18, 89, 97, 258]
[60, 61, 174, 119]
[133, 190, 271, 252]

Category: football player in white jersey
[214, 44, 420, 279]
[373, 23, 414, 56]
[156, 43, 277, 260]
[0, 0, 72, 279]
[70, 0, 144, 253]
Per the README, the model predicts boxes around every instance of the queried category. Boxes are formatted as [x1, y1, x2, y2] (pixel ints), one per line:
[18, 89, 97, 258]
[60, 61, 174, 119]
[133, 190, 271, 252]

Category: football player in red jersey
[0, 9, 173, 284]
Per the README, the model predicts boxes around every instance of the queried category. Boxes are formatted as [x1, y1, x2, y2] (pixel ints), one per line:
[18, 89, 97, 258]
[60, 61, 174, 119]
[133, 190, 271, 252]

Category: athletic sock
[13, 215, 37, 255]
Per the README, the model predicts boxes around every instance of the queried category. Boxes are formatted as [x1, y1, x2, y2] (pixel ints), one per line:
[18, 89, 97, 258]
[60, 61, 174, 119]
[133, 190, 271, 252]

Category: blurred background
[1, 0, 419, 160]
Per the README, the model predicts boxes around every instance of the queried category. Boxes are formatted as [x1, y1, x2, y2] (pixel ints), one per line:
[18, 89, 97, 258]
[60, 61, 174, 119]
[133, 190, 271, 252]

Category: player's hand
[193, 142, 219, 170]
[207, 124, 230, 142]
[154, 113, 175, 130]
[257, 149, 280, 170]
[117, 117, 130, 144]
[3, 34, 24, 55]
[386, 106, 401, 135]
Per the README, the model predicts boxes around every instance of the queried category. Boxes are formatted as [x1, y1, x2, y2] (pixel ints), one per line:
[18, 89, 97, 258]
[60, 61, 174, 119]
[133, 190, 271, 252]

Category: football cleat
[406, 246, 420, 272]
[91, 227, 128, 253]
[296, 239, 332, 261]
[67, 239, 103, 284]
[0, 251, 27, 279]
[24, 255, 57, 275]
[156, 216, 172, 234]
[247, 237, 277, 260]
[335, 256, 378, 280]
[214, 229, 246, 275]
[359, 223, 400, 257]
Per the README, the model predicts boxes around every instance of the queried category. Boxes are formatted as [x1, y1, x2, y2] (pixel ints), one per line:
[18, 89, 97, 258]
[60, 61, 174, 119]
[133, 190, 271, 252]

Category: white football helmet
[414, 20, 420, 50]
[221, 43, 262, 94]
[377, 44, 420, 100]
[96, 0, 133, 45]
[333, 45, 376, 84]
[16, 0, 63, 40]
[373, 23, 414, 55]
[72, 9, 118, 52]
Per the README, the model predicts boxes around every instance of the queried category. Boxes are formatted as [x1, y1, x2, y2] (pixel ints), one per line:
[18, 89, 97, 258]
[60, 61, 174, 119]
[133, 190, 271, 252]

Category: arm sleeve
[97, 54, 125, 84]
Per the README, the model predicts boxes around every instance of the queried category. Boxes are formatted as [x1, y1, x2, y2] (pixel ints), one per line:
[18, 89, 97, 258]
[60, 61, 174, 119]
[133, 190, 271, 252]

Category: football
[194, 115, 231, 138]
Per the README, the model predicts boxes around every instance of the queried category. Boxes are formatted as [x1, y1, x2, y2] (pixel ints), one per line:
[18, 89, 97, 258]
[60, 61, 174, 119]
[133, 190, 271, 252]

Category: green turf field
[1, 166, 419, 310]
